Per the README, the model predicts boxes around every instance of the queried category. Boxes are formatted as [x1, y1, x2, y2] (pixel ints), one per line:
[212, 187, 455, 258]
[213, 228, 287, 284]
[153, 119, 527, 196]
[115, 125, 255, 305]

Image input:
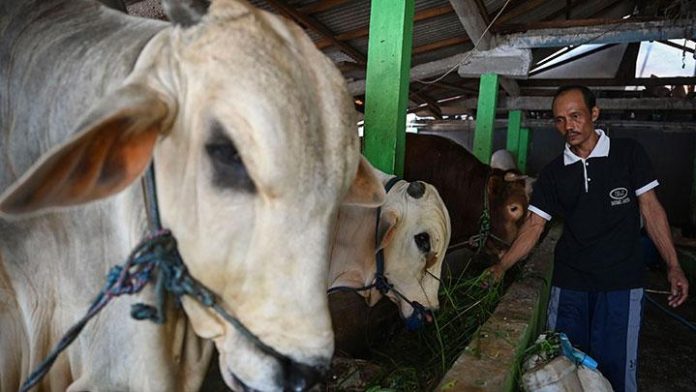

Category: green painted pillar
[473, 73, 499, 164]
[506, 110, 530, 173]
[363, 0, 415, 176]
[506, 110, 522, 159]
[517, 127, 530, 173]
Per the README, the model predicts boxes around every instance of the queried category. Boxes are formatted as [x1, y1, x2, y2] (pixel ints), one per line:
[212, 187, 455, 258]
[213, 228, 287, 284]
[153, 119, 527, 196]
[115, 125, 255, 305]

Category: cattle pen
[3, 1, 695, 392]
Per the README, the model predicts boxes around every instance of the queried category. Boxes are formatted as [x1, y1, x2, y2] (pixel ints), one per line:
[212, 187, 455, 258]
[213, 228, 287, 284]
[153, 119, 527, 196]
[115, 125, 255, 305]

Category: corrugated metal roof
[126, 0, 695, 114]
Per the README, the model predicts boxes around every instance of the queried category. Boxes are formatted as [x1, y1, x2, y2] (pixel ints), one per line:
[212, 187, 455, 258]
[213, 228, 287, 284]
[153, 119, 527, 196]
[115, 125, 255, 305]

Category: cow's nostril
[283, 360, 327, 392]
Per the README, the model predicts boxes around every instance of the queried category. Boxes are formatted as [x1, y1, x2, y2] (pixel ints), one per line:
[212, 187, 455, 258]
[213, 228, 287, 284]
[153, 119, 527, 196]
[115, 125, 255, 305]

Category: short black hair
[552, 85, 596, 111]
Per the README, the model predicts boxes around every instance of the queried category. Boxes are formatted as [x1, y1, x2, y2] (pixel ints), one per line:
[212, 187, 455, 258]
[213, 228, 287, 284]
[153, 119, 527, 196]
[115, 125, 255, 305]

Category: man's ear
[591, 106, 600, 122]
[0, 84, 174, 216]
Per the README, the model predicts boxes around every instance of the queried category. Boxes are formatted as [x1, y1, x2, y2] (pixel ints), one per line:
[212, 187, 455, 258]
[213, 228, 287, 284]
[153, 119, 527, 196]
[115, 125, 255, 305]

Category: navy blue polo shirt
[529, 130, 658, 291]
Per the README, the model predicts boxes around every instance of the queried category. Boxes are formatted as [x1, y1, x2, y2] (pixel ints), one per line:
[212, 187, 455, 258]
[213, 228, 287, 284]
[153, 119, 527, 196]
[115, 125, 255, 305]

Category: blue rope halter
[328, 176, 433, 331]
[20, 163, 295, 392]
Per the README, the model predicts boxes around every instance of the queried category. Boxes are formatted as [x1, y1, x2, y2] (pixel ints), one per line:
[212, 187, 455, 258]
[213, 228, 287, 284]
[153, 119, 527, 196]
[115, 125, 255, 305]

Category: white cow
[490, 149, 519, 172]
[328, 167, 451, 330]
[0, 0, 385, 391]
[490, 149, 535, 201]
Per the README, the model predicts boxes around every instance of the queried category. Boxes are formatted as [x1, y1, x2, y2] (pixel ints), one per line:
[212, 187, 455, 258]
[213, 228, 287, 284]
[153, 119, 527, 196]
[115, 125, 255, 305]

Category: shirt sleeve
[630, 141, 659, 196]
[529, 168, 556, 221]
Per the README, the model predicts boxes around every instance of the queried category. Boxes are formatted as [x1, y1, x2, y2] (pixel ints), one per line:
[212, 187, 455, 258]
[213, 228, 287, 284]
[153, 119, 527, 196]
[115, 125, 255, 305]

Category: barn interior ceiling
[126, 0, 696, 120]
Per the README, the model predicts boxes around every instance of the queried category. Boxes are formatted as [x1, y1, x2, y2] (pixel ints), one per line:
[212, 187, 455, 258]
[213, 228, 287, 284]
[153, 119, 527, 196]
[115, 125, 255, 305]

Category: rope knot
[374, 274, 392, 295]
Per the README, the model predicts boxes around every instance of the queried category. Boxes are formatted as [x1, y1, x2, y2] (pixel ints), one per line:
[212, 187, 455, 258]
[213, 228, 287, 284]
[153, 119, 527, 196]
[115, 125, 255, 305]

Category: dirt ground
[637, 266, 696, 391]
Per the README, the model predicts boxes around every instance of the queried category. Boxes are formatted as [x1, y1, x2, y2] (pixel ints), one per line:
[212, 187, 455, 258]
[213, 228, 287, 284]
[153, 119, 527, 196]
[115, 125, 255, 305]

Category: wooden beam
[411, 91, 444, 119]
[518, 77, 696, 87]
[413, 80, 478, 95]
[499, 76, 521, 96]
[658, 40, 696, 54]
[350, 18, 690, 96]
[417, 119, 696, 133]
[496, 16, 659, 34]
[297, 0, 352, 14]
[264, 0, 366, 63]
[501, 19, 696, 49]
[412, 36, 470, 55]
[443, 96, 696, 111]
[315, 5, 453, 49]
[449, 0, 496, 50]
[496, 0, 549, 25]
[616, 42, 641, 80]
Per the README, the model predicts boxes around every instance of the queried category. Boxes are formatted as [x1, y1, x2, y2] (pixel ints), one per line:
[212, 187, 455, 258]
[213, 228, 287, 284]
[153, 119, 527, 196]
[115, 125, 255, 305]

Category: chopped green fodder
[330, 252, 520, 391]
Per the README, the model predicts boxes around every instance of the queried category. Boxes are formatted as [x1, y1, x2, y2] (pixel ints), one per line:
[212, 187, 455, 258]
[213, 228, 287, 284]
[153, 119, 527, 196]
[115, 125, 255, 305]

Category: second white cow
[329, 167, 451, 330]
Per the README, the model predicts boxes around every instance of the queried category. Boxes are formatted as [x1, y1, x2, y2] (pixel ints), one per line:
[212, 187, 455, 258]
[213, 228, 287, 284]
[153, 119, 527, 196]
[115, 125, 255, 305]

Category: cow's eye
[205, 122, 255, 192]
[206, 142, 241, 167]
[414, 232, 430, 253]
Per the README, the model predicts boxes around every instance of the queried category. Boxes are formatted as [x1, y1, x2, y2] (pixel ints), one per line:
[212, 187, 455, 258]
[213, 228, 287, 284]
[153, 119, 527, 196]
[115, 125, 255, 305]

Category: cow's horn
[162, 0, 211, 26]
[407, 181, 426, 199]
[504, 172, 528, 182]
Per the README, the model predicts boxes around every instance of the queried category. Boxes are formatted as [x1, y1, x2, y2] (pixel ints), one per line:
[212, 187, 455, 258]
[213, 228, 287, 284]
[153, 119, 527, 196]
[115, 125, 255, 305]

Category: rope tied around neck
[464, 170, 511, 254]
[19, 230, 192, 392]
[20, 164, 293, 392]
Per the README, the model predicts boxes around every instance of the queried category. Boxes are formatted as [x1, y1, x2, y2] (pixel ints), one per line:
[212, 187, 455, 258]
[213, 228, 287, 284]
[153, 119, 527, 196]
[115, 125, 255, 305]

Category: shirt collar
[563, 129, 610, 166]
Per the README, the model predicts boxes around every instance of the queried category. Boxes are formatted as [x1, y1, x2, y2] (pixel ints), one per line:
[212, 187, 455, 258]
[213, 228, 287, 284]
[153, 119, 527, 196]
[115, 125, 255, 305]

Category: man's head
[552, 85, 600, 156]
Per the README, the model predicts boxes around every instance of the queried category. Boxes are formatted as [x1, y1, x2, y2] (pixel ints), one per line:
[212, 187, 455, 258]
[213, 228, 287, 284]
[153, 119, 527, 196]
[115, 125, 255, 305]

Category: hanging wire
[412, 0, 514, 87]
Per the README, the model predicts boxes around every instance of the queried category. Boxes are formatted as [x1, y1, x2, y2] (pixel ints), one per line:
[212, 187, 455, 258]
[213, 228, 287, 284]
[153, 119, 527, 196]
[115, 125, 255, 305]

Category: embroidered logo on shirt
[610, 187, 630, 206]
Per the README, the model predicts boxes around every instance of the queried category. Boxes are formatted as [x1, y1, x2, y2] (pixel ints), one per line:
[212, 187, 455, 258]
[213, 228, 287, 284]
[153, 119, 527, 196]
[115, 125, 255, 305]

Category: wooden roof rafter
[297, 0, 352, 15]
[314, 4, 454, 50]
[263, 0, 366, 64]
[262, 0, 445, 117]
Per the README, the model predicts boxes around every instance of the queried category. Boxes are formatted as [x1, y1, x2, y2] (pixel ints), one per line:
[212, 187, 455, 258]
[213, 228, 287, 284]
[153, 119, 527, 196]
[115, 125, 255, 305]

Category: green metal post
[473, 73, 499, 164]
[506, 110, 522, 159]
[506, 110, 530, 173]
[363, 0, 415, 176]
[517, 127, 530, 173]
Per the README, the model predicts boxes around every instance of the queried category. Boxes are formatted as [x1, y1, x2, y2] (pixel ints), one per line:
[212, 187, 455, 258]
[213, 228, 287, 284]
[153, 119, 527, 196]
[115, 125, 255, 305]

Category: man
[487, 85, 689, 392]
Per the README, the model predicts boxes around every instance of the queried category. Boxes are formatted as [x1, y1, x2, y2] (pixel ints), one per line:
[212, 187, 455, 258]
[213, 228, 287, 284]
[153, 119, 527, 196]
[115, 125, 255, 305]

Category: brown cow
[404, 133, 528, 259]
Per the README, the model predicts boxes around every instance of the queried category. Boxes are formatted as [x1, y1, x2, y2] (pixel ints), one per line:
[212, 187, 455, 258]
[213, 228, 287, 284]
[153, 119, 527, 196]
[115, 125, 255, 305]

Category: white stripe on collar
[563, 129, 610, 166]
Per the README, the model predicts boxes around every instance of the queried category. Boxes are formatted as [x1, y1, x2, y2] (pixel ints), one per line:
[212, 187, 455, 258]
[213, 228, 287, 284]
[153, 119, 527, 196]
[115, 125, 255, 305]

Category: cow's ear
[487, 175, 502, 199]
[343, 156, 386, 207]
[376, 209, 399, 252]
[0, 84, 172, 216]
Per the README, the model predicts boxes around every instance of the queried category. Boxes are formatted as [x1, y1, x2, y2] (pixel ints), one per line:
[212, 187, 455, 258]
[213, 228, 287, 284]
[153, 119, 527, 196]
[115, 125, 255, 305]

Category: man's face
[552, 89, 600, 152]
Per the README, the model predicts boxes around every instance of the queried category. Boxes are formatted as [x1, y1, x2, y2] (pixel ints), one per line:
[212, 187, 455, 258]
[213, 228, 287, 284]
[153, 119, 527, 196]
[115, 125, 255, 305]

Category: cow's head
[373, 178, 450, 329]
[0, 0, 386, 390]
[486, 169, 529, 257]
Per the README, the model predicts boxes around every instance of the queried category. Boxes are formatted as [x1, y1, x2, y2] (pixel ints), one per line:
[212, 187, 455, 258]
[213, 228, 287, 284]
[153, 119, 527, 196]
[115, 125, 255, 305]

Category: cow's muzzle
[281, 359, 328, 392]
[404, 301, 434, 331]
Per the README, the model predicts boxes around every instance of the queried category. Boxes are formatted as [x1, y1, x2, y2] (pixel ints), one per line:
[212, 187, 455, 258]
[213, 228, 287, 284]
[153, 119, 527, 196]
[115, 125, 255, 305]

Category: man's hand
[486, 263, 505, 283]
[483, 264, 506, 286]
[666, 264, 689, 307]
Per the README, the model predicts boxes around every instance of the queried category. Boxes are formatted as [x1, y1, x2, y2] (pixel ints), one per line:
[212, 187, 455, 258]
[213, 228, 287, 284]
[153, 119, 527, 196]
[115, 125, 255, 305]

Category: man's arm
[639, 189, 689, 307]
[487, 211, 547, 281]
